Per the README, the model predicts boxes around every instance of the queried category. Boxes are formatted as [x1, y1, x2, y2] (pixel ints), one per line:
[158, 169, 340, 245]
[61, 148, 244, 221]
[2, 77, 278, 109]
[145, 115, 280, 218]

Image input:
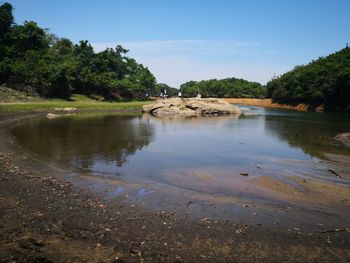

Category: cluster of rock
[53, 107, 77, 113]
[142, 98, 241, 116]
[47, 107, 77, 119]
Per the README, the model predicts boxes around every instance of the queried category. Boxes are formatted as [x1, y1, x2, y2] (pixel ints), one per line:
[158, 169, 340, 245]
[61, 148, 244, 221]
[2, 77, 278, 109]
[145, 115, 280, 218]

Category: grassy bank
[0, 100, 150, 112]
[0, 91, 151, 112]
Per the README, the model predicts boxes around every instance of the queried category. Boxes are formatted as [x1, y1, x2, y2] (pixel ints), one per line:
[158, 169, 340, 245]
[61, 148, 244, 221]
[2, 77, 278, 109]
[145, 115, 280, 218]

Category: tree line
[0, 3, 269, 101]
[0, 2, 156, 100]
[180, 78, 266, 98]
[266, 47, 350, 111]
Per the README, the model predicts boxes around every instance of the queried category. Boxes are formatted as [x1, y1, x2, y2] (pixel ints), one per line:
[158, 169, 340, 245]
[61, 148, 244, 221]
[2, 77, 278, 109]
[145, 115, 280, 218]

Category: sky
[5, 0, 350, 88]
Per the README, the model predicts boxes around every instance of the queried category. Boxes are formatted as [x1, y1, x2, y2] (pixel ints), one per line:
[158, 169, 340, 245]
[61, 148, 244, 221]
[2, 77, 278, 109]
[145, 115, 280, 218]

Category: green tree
[0, 2, 13, 41]
[0, 2, 157, 100]
[11, 21, 49, 53]
[266, 47, 350, 111]
[180, 78, 265, 98]
[156, 83, 178, 97]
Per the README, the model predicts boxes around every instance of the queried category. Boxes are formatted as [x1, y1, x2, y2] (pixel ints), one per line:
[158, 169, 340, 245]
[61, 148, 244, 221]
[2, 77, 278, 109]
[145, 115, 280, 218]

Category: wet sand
[1, 112, 350, 262]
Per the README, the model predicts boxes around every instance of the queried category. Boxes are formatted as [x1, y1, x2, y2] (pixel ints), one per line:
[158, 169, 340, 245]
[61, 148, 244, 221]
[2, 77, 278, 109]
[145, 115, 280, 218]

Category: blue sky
[6, 0, 350, 87]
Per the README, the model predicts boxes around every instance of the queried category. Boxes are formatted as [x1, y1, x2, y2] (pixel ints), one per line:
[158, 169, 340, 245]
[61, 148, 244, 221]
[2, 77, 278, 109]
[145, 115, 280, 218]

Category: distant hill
[266, 47, 350, 111]
[180, 78, 265, 98]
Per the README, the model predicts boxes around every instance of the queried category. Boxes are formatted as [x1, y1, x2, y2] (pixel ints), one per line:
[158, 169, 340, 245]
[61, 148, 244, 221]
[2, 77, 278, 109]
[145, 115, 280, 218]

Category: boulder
[152, 106, 196, 116]
[63, 107, 77, 113]
[143, 98, 241, 116]
[185, 98, 241, 114]
[47, 113, 59, 119]
[334, 133, 350, 147]
[143, 99, 182, 113]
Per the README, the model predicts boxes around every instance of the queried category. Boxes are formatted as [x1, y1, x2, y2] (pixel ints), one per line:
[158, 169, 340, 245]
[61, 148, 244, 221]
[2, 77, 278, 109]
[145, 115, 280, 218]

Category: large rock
[143, 98, 241, 116]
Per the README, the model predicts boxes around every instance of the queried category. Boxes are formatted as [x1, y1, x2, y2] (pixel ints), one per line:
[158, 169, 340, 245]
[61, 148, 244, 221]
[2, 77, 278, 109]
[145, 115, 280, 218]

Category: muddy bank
[1, 152, 350, 263]
[224, 98, 324, 111]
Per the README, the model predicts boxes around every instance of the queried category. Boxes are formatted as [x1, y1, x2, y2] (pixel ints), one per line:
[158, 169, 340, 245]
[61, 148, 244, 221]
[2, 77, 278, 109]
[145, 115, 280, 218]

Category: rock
[242, 112, 259, 117]
[63, 107, 77, 112]
[143, 98, 183, 113]
[186, 98, 241, 114]
[334, 133, 350, 147]
[143, 98, 241, 116]
[53, 107, 77, 113]
[152, 106, 196, 116]
[239, 107, 251, 111]
[46, 113, 59, 119]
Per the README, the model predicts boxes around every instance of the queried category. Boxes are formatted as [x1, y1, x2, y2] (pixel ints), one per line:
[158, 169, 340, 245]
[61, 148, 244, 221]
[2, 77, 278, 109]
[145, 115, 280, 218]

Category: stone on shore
[53, 107, 77, 113]
[46, 113, 59, 119]
[335, 132, 350, 147]
[143, 98, 241, 116]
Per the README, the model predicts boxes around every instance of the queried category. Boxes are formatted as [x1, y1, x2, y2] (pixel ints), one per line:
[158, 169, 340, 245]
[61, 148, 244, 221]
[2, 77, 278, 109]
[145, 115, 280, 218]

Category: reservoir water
[8, 106, 350, 225]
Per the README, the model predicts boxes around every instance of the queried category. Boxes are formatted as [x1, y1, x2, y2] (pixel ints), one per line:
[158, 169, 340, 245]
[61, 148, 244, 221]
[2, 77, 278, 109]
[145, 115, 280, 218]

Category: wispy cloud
[93, 40, 261, 56]
[92, 40, 284, 87]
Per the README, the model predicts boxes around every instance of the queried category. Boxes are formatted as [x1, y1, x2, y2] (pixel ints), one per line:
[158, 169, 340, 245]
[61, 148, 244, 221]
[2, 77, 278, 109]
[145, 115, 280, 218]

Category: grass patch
[70, 93, 96, 102]
[0, 100, 151, 112]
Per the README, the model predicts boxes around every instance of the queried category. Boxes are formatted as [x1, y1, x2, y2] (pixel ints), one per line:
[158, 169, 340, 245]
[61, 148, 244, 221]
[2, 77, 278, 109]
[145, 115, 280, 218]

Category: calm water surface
[10, 108, 350, 193]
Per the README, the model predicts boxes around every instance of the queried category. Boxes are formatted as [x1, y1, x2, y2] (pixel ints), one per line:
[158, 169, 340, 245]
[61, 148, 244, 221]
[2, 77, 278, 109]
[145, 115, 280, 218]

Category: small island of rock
[142, 98, 241, 116]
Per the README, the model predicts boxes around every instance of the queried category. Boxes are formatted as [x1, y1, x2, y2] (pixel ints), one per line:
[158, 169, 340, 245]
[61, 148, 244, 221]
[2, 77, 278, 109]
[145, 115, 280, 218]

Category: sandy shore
[224, 98, 323, 111]
[1, 112, 350, 262]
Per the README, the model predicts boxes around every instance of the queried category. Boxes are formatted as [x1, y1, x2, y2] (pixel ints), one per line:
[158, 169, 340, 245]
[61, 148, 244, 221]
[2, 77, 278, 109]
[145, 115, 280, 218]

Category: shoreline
[1, 151, 350, 262]
[0, 100, 150, 113]
[224, 98, 324, 111]
[1, 111, 350, 262]
[0, 98, 328, 113]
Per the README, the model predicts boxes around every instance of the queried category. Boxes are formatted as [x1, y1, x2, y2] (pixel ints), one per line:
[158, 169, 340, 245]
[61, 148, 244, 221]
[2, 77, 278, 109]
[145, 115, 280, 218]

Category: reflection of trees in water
[12, 113, 154, 168]
[264, 113, 350, 158]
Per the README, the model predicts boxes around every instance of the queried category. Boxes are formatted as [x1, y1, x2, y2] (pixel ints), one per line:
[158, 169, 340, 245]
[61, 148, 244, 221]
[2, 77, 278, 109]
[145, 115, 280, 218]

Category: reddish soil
[224, 98, 324, 111]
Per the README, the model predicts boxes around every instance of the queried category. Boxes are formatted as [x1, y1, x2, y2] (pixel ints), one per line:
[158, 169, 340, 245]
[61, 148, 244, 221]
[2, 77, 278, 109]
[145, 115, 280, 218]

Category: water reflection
[7, 109, 350, 223]
[11, 113, 155, 170]
[10, 109, 350, 185]
[263, 110, 350, 158]
[142, 113, 240, 126]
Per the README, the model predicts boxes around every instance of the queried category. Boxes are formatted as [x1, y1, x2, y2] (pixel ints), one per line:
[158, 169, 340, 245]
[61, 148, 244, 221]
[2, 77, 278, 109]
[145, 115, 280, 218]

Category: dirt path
[1, 152, 350, 262]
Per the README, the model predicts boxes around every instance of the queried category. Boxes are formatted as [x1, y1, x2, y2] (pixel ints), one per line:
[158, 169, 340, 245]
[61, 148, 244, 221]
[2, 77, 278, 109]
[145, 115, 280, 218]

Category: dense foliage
[180, 78, 265, 98]
[156, 83, 178, 97]
[0, 3, 156, 100]
[266, 47, 350, 110]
